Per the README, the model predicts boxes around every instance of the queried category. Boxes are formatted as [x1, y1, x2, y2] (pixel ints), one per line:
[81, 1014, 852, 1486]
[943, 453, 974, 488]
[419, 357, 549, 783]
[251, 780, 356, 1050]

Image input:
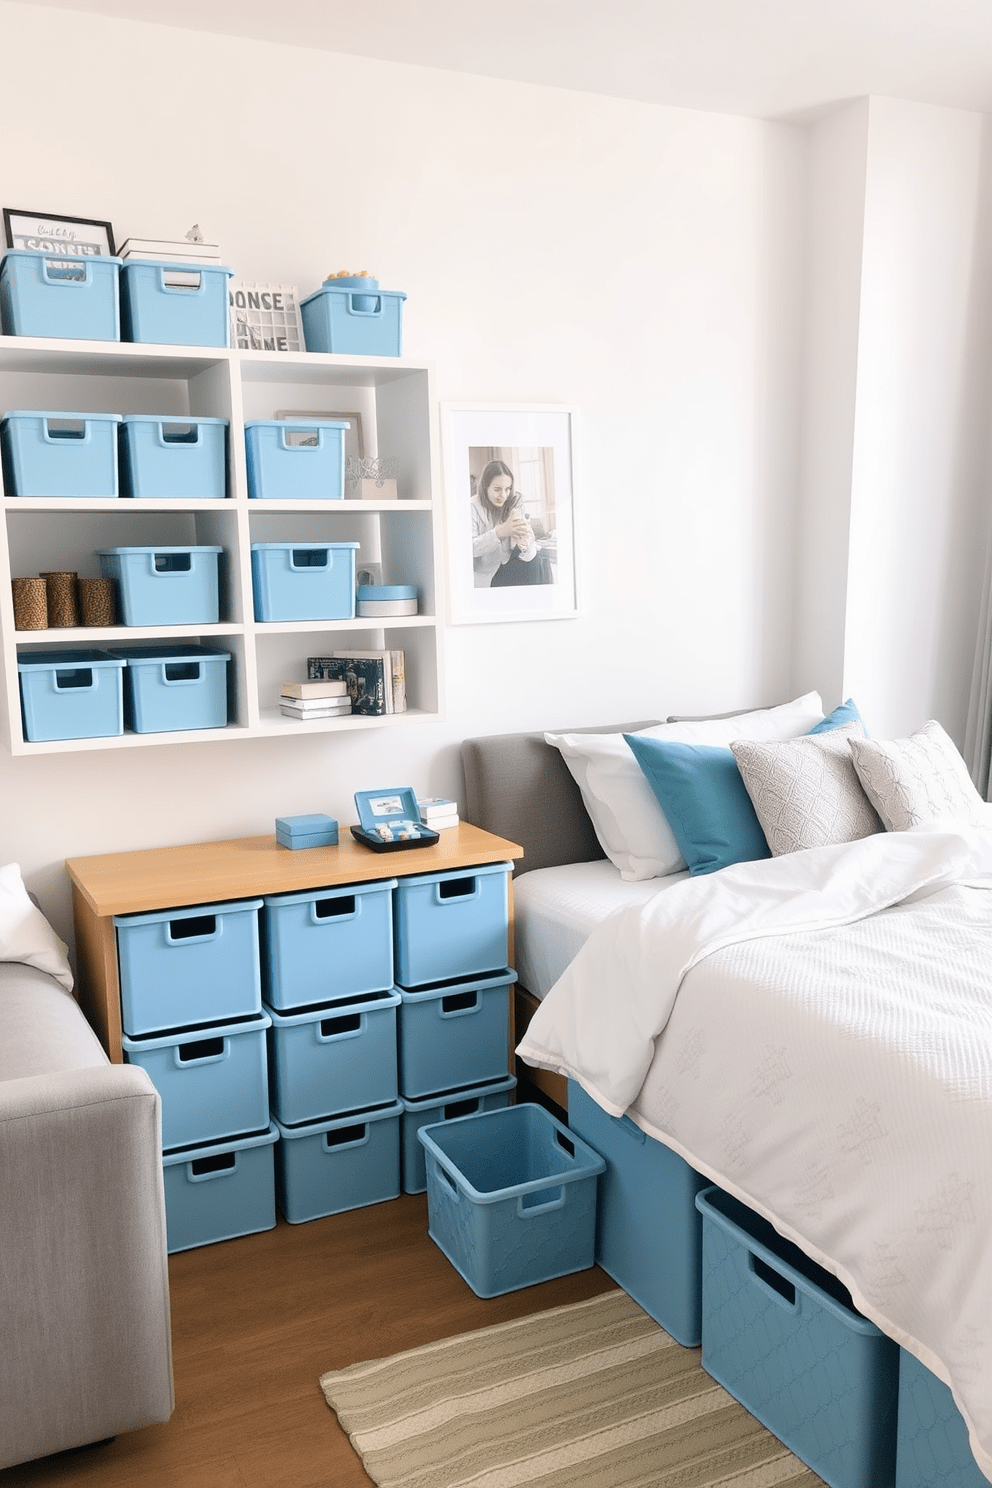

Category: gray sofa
[0, 959, 174, 1469]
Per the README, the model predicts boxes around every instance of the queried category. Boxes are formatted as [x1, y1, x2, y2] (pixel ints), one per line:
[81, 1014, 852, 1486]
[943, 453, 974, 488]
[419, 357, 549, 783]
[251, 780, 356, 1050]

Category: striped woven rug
[320, 1288, 826, 1488]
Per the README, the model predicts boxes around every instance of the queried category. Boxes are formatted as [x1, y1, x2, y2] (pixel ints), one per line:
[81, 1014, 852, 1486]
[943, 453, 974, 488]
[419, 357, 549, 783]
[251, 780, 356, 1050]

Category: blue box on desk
[418, 1103, 606, 1298]
[896, 1349, 987, 1488]
[393, 861, 512, 988]
[97, 545, 222, 626]
[250, 541, 358, 622]
[161, 1122, 278, 1253]
[401, 1075, 516, 1194]
[398, 970, 515, 1099]
[274, 1100, 403, 1223]
[264, 991, 400, 1126]
[262, 879, 395, 1009]
[114, 897, 263, 1036]
[122, 1012, 271, 1151]
[275, 814, 339, 850]
[567, 1080, 708, 1347]
[0, 250, 121, 340]
[696, 1185, 899, 1488]
[109, 645, 230, 733]
[245, 419, 349, 501]
[120, 261, 233, 346]
[1, 411, 121, 497]
[120, 415, 228, 499]
[300, 281, 406, 357]
[18, 649, 125, 742]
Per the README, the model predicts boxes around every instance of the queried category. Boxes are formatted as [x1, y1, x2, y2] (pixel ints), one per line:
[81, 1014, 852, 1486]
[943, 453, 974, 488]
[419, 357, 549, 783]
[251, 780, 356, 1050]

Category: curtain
[965, 538, 992, 800]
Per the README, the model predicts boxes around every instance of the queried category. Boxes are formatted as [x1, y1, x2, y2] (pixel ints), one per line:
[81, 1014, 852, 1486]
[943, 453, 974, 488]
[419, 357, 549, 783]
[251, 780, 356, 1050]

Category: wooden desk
[68, 824, 522, 1062]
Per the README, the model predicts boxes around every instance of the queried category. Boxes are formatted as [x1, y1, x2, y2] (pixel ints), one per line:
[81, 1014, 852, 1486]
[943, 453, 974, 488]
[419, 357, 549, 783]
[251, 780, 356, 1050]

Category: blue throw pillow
[624, 734, 771, 876]
[808, 698, 865, 735]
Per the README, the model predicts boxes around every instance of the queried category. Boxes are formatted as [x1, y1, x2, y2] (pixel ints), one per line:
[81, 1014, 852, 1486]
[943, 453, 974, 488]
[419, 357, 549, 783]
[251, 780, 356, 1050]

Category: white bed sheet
[513, 859, 689, 999]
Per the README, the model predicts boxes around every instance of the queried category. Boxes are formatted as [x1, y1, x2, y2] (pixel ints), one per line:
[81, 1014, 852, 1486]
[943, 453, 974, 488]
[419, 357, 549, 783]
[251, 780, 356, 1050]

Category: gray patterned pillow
[848, 720, 985, 831]
[731, 724, 881, 856]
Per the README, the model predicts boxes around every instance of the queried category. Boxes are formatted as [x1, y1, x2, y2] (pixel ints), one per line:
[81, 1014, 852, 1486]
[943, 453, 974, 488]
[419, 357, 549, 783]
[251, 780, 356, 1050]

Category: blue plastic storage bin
[1, 411, 120, 498]
[264, 991, 400, 1126]
[17, 649, 125, 742]
[300, 281, 406, 357]
[122, 1012, 271, 1151]
[114, 897, 264, 1036]
[567, 1080, 708, 1346]
[120, 261, 233, 347]
[896, 1350, 987, 1488]
[161, 1122, 278, 1253]
[0, 250, 121, 340]
[97, 545, 222, 626]
[261, 879, 396, 1010]
[393, 861, 512, 988]
[109, 644, 230, 733]
[419, 1103, 606, 1298]
[401, 1075, 516, 1194]
[397, 970, 515, 1099]
[120, 416, 228, 499]
[274, 1100, 403, 1223]
[250, 542, 359, 622]
[696, 1186, 899, 1488]
[245, 419, 349, 501]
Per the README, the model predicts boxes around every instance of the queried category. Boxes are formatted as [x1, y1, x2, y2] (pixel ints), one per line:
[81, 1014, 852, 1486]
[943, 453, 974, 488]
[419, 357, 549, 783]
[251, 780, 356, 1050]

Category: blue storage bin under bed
[896, 1348, 987, 1488]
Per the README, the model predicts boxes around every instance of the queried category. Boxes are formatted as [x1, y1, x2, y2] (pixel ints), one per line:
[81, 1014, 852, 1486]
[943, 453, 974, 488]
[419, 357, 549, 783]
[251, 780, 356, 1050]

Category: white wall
[0, 2, 806, 951]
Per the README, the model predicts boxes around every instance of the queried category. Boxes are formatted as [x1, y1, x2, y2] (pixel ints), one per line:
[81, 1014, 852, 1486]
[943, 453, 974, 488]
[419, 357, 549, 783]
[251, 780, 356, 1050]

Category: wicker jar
[11, 577, 48, 630]
[78, 577, 116, 627]
[39, 571, 79, 628]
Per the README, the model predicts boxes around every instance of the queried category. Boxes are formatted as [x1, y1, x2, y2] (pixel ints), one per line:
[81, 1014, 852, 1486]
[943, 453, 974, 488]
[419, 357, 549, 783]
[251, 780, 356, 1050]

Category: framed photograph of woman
[441, 403, 577, 624]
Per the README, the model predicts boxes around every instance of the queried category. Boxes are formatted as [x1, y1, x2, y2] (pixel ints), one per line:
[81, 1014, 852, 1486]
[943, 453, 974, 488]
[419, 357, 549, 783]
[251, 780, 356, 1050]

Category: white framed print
[441, 403, 577, 624]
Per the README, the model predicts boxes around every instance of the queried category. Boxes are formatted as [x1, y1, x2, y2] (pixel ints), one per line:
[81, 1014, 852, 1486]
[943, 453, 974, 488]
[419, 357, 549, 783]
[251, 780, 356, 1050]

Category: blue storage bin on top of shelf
[695, 1185, 899, 1488]
[161, 1121, 278, 1254]
[1, 411, 121, 498]
[122, 1011, 271, 1152]
[896, 1349, 987, 1488]
[120, 260, 233, 347]
[245, 419, 350, 501]
[418, 1103, 606, 1298]
[250, 541, 358, 622]
[264, 990, 401, 1127]
[108, 644, 231, 733]
[300, 277, 406, 357]
[262, 879, 396, 1010]
[17, 648, 126, 742]
[393, 861, 513, 988]
[401, 1075, 516, 1194]
[398, 969, 516, 1100]
[274, 1099, 403, 1223]
[0, 250, 122, 341]
[97, 545, 222, 626]
[120, 415, 228, 500]
[114, 897, 264, 1037]
[567, 1080, 708, 1347]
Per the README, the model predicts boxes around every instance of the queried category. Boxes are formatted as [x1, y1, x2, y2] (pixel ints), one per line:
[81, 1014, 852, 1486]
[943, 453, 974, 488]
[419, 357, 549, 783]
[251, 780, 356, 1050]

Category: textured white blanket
[517, 828, 992, 1481]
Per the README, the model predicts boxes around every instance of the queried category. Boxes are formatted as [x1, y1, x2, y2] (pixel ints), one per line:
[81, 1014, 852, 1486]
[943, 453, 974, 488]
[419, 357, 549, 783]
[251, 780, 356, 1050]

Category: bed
[461, 700, 992, 1485]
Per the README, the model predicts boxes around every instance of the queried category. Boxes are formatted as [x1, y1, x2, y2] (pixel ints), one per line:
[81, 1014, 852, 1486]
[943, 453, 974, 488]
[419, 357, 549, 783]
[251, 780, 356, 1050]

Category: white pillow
[848, 720, 987, 832]
[0, 863, 73, 990]
[547, 691, 825, 881]
[731, 724, 880, 856]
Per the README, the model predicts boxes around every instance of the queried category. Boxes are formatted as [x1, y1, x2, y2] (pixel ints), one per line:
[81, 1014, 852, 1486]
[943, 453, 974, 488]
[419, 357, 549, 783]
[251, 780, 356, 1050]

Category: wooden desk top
[67, 823, 523, 919]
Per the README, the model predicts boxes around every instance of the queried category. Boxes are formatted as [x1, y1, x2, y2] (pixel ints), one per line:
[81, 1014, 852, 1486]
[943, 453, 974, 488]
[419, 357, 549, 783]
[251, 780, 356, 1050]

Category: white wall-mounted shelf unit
[0, 336, 444, 754]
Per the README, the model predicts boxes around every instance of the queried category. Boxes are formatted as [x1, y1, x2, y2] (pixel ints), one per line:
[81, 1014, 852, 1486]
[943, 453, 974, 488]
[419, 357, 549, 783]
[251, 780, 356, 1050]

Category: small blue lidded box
[276, 813, 339, 850]
[352, 787, 439, 853]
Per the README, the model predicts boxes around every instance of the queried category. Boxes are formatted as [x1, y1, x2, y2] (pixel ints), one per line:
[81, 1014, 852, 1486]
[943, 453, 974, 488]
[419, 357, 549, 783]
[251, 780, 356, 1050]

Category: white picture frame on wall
[441, 402, 577, 624]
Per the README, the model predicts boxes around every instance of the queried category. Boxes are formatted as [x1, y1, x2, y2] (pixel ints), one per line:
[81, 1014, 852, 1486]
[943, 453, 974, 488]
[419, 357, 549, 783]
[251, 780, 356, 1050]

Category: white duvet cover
[517, 827, 992, 1481]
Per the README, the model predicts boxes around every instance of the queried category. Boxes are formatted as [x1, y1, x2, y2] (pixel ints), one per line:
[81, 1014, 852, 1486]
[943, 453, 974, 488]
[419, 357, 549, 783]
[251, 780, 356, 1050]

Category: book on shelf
[418, 798, 459, 829]
[307, 650, 406, 715]
[280, 698, 352, 720]
[423, 813, 458, 830]
[280, 678, 349, 700]
[118, 237, 222, 263]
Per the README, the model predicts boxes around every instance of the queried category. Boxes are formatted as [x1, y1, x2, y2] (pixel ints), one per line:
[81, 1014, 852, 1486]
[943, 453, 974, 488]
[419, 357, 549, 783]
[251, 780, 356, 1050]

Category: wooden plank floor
[1, 1193, 616, 1488]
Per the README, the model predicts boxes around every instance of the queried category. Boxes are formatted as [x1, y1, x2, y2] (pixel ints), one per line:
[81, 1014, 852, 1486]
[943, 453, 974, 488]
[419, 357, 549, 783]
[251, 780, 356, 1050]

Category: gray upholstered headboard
[461, 721, 660, 875]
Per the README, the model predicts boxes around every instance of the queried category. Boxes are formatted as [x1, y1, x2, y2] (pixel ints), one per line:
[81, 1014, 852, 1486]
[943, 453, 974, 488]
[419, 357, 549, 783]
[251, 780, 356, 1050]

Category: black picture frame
[3, 208, 116, 257]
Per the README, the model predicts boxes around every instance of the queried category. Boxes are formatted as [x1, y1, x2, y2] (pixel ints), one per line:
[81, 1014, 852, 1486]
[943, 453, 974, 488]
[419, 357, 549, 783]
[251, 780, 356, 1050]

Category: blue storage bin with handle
[397, 970, 516, 1099]
[401, 1075, 516, 1194]
[250, 541, 358, 622]
[896, 1348, 988, 1488]
[1, 411, 121, 497]
[245, 418, 350, 501]
[262, 879, 396, 1010]
[120, 415, 228, 499]
[97, 545, 222, 626]
[0, 250, 122, 340]
[264, 990, 401, 1126]
[17, 648, 126, 741]
[393, 861, 513, 987]
[274, 1100, 403, 1223]
[300, 278, 406, 357]
[120, 261, 234, 347]
[108, 645, 231, 733]
[161, 1122, 279, 1253]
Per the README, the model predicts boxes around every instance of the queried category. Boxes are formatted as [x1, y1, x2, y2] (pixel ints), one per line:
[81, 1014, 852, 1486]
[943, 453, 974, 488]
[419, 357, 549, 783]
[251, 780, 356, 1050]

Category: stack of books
[118, 236, 223, 265]
[307, 650, 405, 716]
[279, 678, 352, 721]
[418, 797, 459, 831]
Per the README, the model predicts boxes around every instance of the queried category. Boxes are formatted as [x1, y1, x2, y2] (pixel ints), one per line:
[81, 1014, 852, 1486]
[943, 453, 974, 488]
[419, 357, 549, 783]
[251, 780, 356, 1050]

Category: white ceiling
[18, 0, 992, 120]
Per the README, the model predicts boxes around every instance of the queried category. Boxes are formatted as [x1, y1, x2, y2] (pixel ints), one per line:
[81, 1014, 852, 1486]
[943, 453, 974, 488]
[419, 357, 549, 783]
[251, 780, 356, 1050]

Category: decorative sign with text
[229, 282, 304, 352]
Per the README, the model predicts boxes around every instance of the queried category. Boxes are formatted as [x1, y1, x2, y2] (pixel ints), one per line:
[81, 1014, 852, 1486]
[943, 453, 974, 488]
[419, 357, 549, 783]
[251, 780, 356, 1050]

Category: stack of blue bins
[114, 896, 278, 1253]
[392, 862, 518, 1196]
[262, 879, 404, 1222]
